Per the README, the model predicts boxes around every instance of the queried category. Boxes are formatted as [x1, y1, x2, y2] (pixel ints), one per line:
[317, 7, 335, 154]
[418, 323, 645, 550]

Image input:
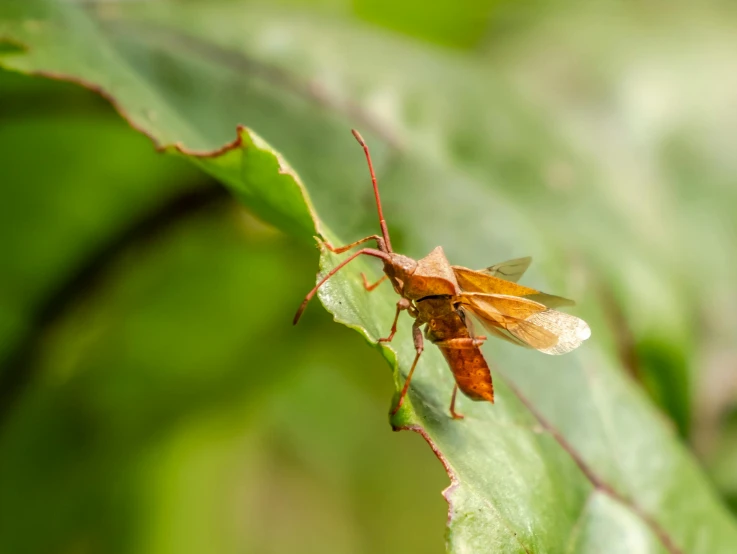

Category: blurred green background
[2, 1, 737, 553]
[0, 69, 448, 553]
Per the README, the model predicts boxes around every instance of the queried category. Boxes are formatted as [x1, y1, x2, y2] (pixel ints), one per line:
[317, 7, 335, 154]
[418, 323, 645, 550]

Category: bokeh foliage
[0, 67, 447, 553]
[2, 0, 737, 553]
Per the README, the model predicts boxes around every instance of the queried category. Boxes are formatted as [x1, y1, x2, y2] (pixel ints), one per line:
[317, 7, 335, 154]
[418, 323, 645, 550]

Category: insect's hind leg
[432, 337, 487, 349]
[449, 385, 464, 420]
[390, 320, 423, 416]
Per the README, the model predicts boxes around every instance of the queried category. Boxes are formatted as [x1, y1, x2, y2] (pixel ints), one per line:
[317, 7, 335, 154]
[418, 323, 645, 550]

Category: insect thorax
[416, 296, 470, 343]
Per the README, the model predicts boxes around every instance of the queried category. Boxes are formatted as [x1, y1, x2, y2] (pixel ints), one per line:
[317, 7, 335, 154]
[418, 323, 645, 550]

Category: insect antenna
[351, 129, 393, 253]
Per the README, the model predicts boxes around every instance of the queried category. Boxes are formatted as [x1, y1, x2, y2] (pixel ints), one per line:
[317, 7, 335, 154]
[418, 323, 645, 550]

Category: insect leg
[361, 273, 388, 291]
[322, 234, 386, 254]
[432, 337, 487, 349]
[378, 297, 411, 343]
[293, 247, 390, 325]
[449, 385, 464, 420]
[390, 321, 424, 416]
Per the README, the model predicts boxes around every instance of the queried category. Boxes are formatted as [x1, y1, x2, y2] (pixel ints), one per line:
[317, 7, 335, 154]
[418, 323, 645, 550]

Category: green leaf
[2, 1, 737, 552]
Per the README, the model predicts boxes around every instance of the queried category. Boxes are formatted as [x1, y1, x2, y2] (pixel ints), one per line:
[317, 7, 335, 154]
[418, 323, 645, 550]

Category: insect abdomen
[439, 346, 494, 403]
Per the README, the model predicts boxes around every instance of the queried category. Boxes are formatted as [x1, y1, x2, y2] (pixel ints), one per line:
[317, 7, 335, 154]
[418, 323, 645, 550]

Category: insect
[293, 130, 591, 418]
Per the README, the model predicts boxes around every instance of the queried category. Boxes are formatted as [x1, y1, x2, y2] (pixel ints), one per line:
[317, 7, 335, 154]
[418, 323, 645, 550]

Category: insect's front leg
[320, 234, 387, 254]
[378, 297, 412, 343]
[361, 273, 388, 291]
[390, 320, 424, 416]
[293, 247, 391, 325]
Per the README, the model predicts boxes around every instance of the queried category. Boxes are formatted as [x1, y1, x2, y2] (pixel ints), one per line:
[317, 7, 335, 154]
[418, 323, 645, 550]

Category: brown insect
[293, 130, 590, 418]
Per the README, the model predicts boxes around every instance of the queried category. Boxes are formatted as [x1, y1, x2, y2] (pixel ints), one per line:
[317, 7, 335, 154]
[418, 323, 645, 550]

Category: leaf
[0, 0, 319, 243]
[2, 1, 737, 552]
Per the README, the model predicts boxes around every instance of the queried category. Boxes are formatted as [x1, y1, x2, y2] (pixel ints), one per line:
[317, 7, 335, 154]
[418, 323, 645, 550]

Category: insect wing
[480, 257, 532, 283]
[461, 293, 559, 351]
[452, 266, 539, 296]
[454, 265, 576, 308]
[458, 306, 524, 347]
[520, 309, 591, 354]
[461, 293, 590, 355]
[524, 292, 576, 309]
[459, 301, 531, 346]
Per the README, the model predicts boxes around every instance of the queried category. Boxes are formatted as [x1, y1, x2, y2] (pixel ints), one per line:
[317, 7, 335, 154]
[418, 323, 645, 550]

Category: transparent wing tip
[577, 319, 592, 341]
[526, 311, 591, 355]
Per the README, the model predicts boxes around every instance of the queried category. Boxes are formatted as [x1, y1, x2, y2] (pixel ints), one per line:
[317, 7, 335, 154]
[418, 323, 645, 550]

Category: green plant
[2, 1, 737, 552]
